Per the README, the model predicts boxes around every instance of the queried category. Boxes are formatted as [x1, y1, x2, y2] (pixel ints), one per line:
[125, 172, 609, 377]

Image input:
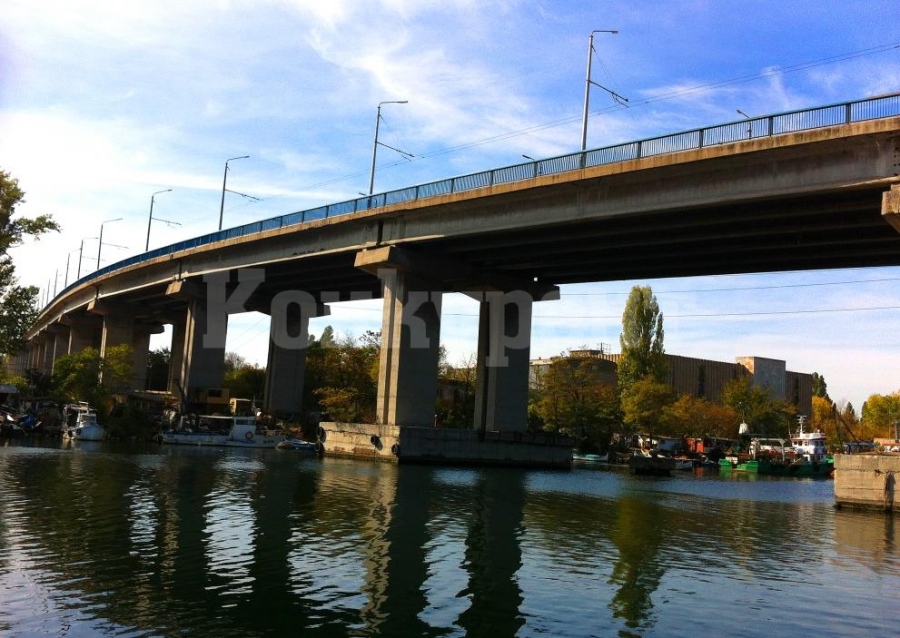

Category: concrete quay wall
[318, 422, 574, 468]
[834, 454, 900, 513]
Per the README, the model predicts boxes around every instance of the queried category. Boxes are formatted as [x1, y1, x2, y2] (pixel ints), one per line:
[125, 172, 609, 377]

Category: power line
[320, 303, 900, 320]
[563, 276, 900, 296]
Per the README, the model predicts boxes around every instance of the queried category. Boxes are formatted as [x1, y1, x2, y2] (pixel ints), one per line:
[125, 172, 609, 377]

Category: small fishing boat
[62, 404, 106, 442]
[276, 436, 319, 453]
[161, 414, 287, 448]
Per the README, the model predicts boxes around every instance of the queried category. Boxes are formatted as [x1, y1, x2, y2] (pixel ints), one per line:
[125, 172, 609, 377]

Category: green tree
[861, 391, 900, 440]
[617, 285, 667, 391]
[310, 330, 380, 423]
[620, 377, 674, 435]
[437, 352, 477, 429]
[720, 376, 793, 438]
[534, 351, 621, 452]
[223, 351, 248, 373]
[661, 394, 738, 439]
[223, 364, 266, 404]
[0, 168, 60, 355]
[145, 347, 171, 391]
[811, 372, 830, 401]
[51, 345, 134, 412]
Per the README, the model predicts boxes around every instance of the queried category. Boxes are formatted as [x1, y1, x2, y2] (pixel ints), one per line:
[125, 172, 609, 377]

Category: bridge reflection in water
[1, 443, 898, 637]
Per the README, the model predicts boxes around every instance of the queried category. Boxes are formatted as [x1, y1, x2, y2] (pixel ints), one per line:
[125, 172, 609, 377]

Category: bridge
[15, 94, 900, 462]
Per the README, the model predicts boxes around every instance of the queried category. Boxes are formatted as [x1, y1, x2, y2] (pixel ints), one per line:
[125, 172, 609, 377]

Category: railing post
[845, 102, 852, 124]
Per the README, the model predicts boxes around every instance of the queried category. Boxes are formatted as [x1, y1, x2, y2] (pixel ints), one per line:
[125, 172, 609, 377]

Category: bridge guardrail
[47, 93, 900, 308]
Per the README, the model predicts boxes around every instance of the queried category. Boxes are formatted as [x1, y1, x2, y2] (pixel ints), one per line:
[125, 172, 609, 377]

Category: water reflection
[0, 443, 898, 637]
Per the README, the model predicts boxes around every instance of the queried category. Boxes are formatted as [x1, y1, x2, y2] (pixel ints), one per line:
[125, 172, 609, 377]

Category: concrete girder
[883, 183, 900, 234]
[355, 244, 559, 298]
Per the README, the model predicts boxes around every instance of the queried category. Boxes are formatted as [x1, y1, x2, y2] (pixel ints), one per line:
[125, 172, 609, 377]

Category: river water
[0, 439, 897, 638]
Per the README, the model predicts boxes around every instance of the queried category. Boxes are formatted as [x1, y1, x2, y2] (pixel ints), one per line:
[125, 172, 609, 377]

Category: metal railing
[48, 93, 900, 308]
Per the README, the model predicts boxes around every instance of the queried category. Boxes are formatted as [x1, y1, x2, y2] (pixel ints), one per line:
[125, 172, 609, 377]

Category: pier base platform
[834, 454, 900, 513]
[316, 422, 574, 469]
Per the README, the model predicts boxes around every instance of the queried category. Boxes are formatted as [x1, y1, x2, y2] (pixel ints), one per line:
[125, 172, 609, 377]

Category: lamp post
[146, 189, 174, 251]
[219, 156, 250, 230]
[368, 100, 409, 195]
[63, 249, 79, 288]
[77, 237, 96, 280]
[581, 29, 625, 151]
[97, 217, 123, 271]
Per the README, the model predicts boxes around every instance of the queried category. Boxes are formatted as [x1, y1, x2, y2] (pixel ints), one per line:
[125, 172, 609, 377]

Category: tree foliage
[146, 347, 171, 391]
[617, 285, 667, 390]
[811, 372, 829, 401]
[306, 328, 380, 423]
[534, 351, 621, 449]
[861, 391, 900, 439]
[436, 352, 477, 429]
[720, 376, 794, 438]
[0, 169, 60, 355]
[223, 363, 266, 403]
[620, 377, 674, 434]
[51, 345, 134, 410]
[660, 394, 738, 439]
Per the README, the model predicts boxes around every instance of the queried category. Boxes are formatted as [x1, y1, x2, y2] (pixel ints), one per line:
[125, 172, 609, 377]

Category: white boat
[160, 415, 285, 448]
[789, 417, 830, 463]
[276, 436, 319, 453]
[62, 403, 105, 441]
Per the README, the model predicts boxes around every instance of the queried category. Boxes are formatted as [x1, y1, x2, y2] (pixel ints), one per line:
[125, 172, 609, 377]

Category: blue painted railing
[48, 93, 900, 308]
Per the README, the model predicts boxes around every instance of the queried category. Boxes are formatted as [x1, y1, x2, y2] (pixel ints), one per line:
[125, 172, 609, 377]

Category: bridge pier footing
[315, 422, 574, 468]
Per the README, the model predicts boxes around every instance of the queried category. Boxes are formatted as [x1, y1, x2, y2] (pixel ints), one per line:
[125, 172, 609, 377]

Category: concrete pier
[317, 422, 574, 469]
[833, 454, 900, 513]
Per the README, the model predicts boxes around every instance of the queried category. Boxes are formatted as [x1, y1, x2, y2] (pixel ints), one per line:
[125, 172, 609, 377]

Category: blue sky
[2, 0, 899, 411]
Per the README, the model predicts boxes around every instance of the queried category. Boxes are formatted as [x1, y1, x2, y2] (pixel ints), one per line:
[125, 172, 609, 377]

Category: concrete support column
[36, 336, 54, 376]
[47, 325, 71, 374]
[474, 291, 534, 434]
[263, 300, 329, 418]
[179, 297, 228, 401]
[167, 319, 186, 397]
[66, 316, 101, 355]
[376, 269, 443, 427]
[98, 308, 135, 358]
[25, 341, 39, 371]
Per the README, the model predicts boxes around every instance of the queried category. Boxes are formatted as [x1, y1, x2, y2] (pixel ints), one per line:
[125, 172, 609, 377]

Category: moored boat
[161, 414, 298, 449]
[629, 453, 679, 476]
[718, 418, 834, 478]
[276, 436, 319, 453]
[62, 403, 106, 442]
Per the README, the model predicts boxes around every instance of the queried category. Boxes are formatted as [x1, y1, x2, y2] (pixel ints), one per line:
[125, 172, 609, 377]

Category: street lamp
[580, 29, 627, 151]
[368, 100, 410, 195]
[97, 217, 122, 271]
[218, 156, 250, 230]
[77, 237, 96, 280]
[146, 189, 175, 251]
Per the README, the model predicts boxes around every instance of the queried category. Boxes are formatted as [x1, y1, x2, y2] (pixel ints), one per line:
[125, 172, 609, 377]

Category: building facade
[530, 351, 813, 417]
